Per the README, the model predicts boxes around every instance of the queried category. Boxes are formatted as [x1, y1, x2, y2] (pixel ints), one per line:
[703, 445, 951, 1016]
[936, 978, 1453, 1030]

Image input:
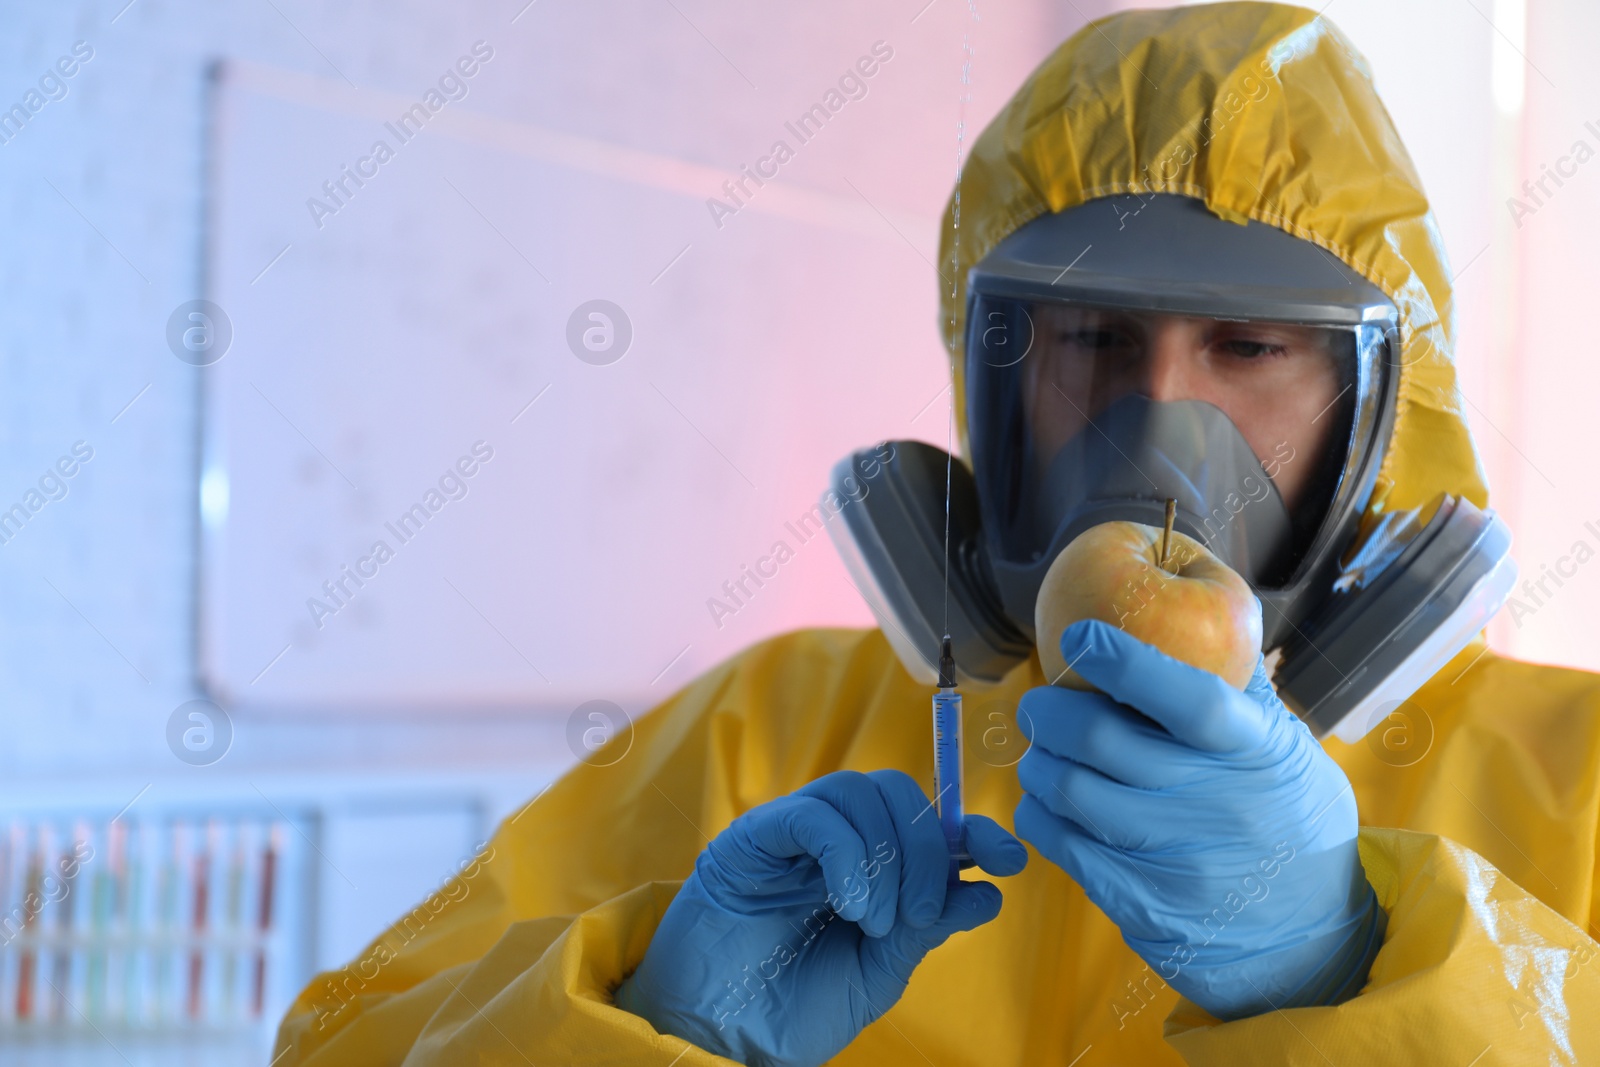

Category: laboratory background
[0, 0, 1594, 1062]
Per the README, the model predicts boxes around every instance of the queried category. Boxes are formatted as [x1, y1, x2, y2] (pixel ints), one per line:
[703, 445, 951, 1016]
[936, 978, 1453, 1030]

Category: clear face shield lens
[966, 294, 1387, 590]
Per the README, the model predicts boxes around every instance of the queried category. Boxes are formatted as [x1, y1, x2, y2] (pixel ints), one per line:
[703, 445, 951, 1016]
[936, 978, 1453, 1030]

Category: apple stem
[1161, 498, 1176, 571]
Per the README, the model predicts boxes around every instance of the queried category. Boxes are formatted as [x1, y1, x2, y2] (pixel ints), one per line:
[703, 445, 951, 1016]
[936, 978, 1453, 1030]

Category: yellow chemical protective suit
[274, 4, 1600, 1063]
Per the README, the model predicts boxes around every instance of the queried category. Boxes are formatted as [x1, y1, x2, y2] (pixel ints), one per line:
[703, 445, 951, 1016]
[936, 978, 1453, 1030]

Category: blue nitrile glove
[614, 769, 1027, 1067]
[1013, 620, 1385, 1021]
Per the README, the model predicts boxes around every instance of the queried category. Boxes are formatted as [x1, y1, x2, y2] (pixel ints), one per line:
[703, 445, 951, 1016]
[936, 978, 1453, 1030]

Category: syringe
[932, 634, 970, 884]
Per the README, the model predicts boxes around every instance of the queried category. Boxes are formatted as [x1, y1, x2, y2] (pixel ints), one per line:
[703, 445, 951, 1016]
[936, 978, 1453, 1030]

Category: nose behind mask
[995, 394, 1295, 629]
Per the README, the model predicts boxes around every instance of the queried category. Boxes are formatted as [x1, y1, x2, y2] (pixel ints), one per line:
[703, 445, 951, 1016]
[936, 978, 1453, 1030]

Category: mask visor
[966, 294, 1388, 627]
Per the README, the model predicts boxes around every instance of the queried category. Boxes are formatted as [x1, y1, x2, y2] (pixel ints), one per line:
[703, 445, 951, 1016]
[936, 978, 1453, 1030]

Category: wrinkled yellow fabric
[272, 632, 1600, 1065]
[275, 3, 1600, 1063]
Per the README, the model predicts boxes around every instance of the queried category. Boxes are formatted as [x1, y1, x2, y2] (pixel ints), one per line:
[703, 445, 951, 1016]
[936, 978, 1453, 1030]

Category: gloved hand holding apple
[1034, 508, 1262, 691]
[1016, 511, 1386, 1021]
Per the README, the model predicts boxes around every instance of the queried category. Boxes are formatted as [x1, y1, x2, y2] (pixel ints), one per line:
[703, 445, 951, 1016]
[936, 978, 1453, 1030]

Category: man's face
[1022, 305, 1346, 511]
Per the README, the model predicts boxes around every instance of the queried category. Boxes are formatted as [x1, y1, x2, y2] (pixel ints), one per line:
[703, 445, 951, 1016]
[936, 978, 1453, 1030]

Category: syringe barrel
[932, 688, 967, 880]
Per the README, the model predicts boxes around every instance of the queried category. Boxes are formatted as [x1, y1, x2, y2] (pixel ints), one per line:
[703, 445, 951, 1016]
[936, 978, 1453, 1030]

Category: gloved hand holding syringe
[932, 633, 972, 884]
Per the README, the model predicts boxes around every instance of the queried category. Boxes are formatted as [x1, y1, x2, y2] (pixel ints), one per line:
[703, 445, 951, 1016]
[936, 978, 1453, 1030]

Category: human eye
[1218, 338, 1290, 359]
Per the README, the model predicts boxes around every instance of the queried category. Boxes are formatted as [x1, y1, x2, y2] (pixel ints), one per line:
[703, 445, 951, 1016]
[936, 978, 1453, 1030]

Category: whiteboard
[197, 41, 970, 713]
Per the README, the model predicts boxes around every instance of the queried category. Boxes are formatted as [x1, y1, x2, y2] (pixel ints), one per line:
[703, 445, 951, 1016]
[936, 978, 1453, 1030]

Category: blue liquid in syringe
[933, 689, 966, 882]
[932, 635, 969, 883]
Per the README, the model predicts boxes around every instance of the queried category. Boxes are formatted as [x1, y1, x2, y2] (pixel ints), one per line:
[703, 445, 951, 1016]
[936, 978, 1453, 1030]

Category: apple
[1035, 520, 1263, 691]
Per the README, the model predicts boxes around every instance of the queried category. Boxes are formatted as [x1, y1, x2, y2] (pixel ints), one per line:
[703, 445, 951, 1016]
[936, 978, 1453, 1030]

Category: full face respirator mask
[827, 194, 1516, 743]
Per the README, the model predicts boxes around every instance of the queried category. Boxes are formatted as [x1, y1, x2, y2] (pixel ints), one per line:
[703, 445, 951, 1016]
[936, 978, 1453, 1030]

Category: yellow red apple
[1035, 520, 1262, 691]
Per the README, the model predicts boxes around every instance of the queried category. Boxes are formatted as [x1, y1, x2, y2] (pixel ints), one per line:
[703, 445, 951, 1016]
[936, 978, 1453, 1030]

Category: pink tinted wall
[1489, 0, 1600, 672]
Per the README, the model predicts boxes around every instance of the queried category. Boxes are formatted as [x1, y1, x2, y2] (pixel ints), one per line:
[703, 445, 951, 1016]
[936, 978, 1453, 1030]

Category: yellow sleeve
[1164, 827, 1600, 1064]
[270, 627, 899, 1065]
[271, 879, 741, 1066]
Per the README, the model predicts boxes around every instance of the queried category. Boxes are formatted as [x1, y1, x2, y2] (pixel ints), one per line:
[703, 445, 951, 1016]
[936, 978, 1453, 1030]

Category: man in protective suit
[273, 4, 1600, 1064]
